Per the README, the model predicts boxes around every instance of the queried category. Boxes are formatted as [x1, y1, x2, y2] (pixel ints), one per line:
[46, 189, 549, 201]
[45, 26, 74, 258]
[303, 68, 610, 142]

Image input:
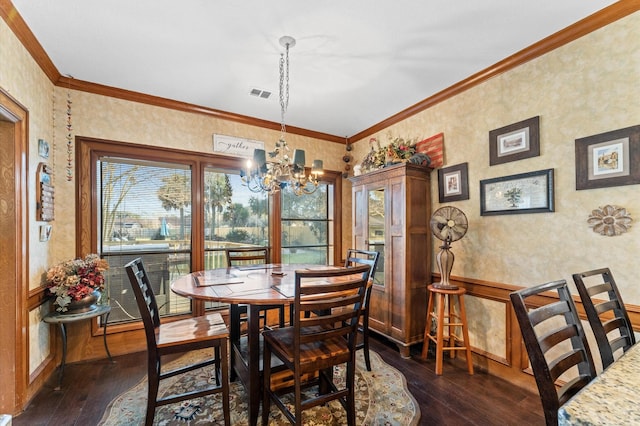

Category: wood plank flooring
[13, 334, 545, 425]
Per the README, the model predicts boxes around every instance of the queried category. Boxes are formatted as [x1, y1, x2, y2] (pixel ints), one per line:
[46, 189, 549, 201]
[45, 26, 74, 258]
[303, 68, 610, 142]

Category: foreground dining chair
[344, 248, 380, 371]
[510, 280, 596, 426]
[261, 264, 371, 426]
[125, 258, 230, 426]
[225, 247, 287, 329]
[572, 267, 636, 370]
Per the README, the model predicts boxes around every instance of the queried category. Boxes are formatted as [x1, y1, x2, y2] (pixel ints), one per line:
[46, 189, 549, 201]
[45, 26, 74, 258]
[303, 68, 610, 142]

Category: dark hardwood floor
[14, 334, 545, 425]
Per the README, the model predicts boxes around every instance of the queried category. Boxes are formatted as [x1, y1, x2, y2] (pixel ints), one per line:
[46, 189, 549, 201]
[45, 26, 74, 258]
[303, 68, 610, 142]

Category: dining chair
[510, 279, 596, 426]
[572, 267, 636, 370]
[225, 247, 288, 329]
[344, 248, 380, 371]
[125, 258, 230, 426]
[261, 264, 371, 426]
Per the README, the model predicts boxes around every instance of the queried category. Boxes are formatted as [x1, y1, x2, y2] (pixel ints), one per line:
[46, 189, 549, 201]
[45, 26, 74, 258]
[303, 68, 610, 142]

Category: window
[77, 137, 342, 327]
[98, 158, 193, 322]
[281, 184, 334, 265]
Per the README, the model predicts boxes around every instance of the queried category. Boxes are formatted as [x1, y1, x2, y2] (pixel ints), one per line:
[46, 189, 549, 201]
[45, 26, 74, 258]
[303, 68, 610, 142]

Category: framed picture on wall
[489, 116, 540, 165]
[575, 125, 640, 190]
[438, 162, 469, 202]
[480, 168, 554, 216]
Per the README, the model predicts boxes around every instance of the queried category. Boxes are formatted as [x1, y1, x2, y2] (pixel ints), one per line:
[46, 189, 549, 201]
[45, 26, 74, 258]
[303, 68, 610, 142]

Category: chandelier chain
[241, 36, 323, 196]
[279, 42, 291, 138]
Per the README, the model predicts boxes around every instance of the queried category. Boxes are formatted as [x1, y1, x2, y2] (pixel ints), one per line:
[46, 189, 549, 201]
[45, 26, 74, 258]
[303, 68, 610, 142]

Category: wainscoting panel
[439, 273, 640, 391]
[466, 295, 508, 364]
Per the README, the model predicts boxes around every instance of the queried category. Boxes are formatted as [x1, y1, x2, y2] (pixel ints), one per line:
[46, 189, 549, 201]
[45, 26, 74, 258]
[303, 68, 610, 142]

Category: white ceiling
[12, 1, 617, 138]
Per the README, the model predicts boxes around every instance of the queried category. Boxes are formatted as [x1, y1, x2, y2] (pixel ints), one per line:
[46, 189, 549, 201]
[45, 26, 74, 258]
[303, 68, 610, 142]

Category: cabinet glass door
[367, 188, 385, 286]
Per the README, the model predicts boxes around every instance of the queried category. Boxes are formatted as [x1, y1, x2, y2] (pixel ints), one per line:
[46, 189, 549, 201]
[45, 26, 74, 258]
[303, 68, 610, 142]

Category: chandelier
[242, 36, 323, 196]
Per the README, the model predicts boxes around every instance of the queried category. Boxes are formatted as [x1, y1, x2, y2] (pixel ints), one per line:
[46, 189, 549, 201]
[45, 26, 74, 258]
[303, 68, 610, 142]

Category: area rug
[98, 349, 420, 425]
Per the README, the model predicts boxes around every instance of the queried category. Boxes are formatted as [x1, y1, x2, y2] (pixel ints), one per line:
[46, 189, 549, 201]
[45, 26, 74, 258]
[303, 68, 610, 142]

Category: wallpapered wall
[351, 11, 640, 304]
[1, 11, 639, 375]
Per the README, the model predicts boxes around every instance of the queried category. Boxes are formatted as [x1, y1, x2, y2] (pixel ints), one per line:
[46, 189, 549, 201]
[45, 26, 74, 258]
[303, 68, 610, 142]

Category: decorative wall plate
[587, 205, 632, 236]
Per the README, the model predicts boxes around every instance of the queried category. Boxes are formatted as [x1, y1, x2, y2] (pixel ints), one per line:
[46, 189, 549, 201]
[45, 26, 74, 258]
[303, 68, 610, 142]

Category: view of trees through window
[95, 155, 333, 324]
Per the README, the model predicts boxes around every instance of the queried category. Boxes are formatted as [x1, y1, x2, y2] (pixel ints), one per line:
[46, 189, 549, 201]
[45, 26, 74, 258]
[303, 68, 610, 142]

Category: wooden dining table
[171, 263, 340, 426]
[558, 342, 640, 425]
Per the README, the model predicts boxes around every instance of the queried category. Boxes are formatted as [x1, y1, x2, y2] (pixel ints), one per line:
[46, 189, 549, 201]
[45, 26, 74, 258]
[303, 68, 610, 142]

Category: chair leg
[294, 372, 303, 426]
[261, 344, 272, 426]
[362, 319, 372, 371]
[219, 341, 231, 426]
[146, 359, 160, 426]
[346, 360, 356, 426]
[435, 293, 446, 375]
[214, 346, 221, 386]
[278, 305, 285, 328]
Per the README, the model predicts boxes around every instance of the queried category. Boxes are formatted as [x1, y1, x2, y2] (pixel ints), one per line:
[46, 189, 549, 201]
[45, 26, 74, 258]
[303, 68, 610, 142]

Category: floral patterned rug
[98, 349, 419, 425]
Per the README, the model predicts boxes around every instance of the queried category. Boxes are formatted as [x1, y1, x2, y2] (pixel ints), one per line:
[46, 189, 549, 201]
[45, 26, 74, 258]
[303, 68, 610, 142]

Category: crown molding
[3, 0, 638, 145]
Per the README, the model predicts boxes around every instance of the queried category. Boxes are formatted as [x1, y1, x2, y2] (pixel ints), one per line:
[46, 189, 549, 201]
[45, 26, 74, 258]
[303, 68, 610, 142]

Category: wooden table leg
[247, 304, 262, 426]
[229, 304, 241, 382]
[55, 323, 67, 391]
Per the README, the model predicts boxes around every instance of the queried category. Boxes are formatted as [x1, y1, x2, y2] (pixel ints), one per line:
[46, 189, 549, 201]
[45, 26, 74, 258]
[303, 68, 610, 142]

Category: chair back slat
[293, 264, 371, 362]
[225, 247, 270, 267]
[572, 268, 636, 370]
[125, 258, 161, 346]
[510, 279, 595, 426]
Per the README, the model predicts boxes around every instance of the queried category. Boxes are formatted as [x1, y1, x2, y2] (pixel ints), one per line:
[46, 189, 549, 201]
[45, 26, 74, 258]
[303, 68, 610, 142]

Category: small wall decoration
[489, 116, 540, 166]
[66, 87, 73, 181]
[213, 133, 264, 159]
[415, 132, 444, 168]
[575, 125, 640, 190]
[342, 140, 353, 178]
[480, 168, 554, 216]
[438, 162, 469, 203]
[39, 224, 52, 242]
[587, 205, 632, 236]
[36, 162, 55, 221]
[38, 139, 50, 159]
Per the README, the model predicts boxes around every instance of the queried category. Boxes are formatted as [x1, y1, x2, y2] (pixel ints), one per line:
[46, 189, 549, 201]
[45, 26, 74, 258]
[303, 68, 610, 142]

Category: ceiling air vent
[249, 88, 271, 99]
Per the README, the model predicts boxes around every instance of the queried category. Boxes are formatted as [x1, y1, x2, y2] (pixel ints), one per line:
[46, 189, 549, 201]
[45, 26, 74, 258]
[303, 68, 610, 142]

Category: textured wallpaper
[2, 10, 639, 375]
[351, 11, 640, 304]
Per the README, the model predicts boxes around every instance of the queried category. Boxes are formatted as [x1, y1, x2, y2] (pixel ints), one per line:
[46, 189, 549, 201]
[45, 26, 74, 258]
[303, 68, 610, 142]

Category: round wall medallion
[587, 204, 632, 236]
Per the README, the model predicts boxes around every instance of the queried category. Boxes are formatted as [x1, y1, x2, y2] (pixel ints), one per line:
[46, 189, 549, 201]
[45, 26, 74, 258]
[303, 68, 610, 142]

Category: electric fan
[430, 206, 468, 289]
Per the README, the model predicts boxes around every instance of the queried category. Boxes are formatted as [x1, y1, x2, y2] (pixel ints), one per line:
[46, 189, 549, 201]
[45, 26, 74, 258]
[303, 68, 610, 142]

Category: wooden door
[0, 89, 28, 414]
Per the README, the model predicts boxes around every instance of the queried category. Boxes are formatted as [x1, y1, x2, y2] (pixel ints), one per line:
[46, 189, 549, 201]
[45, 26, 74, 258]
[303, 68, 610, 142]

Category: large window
[98, 158, 193, 322]
[78, 138, 341, 326]
[281, 184, 333, 264]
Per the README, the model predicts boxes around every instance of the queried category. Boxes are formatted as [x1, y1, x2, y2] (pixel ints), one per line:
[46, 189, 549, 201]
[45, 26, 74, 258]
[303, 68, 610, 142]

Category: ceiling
[11, 1, 618, 138]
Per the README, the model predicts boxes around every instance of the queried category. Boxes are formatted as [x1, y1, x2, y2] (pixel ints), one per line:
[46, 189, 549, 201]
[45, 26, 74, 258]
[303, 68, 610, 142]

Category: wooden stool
[421, 285, 474, 375]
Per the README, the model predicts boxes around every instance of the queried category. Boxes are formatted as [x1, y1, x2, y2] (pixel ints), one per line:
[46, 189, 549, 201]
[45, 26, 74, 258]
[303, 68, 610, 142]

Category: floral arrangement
[385, 135, 418, 162]
[358, 135, 418, 174]
[46, 254, 109, 312]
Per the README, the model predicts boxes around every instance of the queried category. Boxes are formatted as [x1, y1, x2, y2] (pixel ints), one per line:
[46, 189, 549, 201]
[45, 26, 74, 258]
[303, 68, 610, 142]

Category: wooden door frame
[0, 88, 29, 414]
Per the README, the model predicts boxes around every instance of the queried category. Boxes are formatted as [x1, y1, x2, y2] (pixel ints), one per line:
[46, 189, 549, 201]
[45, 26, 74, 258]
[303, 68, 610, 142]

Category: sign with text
[213, 134, 264, 159]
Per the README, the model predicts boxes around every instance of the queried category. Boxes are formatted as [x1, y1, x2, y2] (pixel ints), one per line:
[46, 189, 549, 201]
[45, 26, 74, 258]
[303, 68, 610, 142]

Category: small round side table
[421, 285, 473, 375]
[43, 304, 113, 390]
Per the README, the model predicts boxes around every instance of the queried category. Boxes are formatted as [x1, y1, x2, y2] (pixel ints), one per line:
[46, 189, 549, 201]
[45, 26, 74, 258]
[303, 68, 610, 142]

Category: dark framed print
[480, 168, 554, 216]
[575, 125, 640, 190]
[489, 116, 540, 165]
[438, 162, 469, 202]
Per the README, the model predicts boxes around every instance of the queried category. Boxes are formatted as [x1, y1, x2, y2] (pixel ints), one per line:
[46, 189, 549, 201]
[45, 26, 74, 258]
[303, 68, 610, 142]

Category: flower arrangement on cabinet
[45, 253, 109, 312]
[357, 134, 419, 174]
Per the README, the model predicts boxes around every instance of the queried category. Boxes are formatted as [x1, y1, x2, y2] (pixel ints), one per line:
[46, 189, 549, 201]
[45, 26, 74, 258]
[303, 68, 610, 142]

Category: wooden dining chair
[225, 247, 287, 329]
[261, 264, 371, 426]
[572, 268, 636, 370]
[510, 280, 596, 426]
[344, 248, 380, 371]
[125, 258, 230, 426]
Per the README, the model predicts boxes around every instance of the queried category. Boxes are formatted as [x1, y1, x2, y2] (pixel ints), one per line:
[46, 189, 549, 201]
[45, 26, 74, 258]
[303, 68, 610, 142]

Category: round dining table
[171, 263, 339, 426]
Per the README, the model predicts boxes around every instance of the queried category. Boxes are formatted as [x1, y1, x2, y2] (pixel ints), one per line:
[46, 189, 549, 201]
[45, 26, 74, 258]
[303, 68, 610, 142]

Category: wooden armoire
[349, 162, 432, 357]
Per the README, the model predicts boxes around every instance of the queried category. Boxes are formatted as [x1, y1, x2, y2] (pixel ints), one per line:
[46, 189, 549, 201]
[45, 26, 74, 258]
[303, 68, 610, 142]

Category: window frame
[77, 136, 342, 332]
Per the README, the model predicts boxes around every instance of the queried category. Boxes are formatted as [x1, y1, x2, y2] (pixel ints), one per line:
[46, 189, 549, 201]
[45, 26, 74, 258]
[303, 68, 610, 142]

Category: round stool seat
[421, 285, 473, 375]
